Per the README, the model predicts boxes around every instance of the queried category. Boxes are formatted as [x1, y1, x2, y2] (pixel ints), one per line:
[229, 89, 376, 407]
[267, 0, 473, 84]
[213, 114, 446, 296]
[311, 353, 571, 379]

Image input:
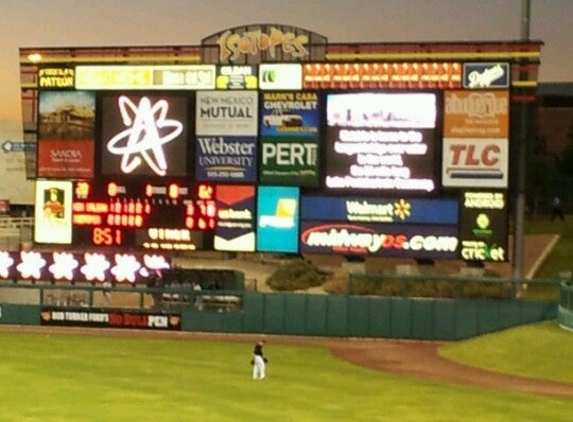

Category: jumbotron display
[27, 23, 524, 262]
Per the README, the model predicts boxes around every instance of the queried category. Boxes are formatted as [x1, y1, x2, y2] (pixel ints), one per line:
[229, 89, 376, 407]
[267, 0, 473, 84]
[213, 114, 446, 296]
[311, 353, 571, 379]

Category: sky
[0, 0, 572, 132]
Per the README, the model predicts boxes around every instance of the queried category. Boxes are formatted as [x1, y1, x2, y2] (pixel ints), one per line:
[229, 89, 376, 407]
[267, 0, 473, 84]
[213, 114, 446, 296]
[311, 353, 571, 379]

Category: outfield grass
[440, 320, 573, 383]
[0, 328, 571, 422]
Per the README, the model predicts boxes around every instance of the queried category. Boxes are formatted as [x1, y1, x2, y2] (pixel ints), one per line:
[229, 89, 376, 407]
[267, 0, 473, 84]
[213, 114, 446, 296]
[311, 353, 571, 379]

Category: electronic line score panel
[71, 180, 216, 250]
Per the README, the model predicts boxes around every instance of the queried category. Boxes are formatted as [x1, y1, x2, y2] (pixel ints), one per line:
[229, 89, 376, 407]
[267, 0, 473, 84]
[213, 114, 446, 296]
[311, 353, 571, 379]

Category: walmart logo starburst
[393, 199, 411, 220]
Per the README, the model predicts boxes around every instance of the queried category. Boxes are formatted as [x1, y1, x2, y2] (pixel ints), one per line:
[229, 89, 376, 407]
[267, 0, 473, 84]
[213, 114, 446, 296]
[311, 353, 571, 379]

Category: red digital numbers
[92, 227, 123, 246]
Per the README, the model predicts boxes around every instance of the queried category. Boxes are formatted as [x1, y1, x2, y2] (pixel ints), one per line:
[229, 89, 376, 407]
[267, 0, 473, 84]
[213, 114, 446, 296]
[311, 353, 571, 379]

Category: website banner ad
[259, 137, 319, 186]
[40, 308, 181, 330]
[300, 222, 458, 259]
[196, 91, 258, 136]
[195, 136, 257, 182]
[216, 65, 258, 90]
[459, 191, 508, 262]
[325, 92, 437, 193]
[256, 186, 299, 253]
[442, 138, 508, 188]
[301, 196, 458, 225]
[0, 249, 170, 283]
[444, 91, 509, 138]
[260, 91, 319, 137]
[37, 90, 96, 178]
[215, 185, 256, 252]
[99, 93, 190, 177]
[34, 180, 73, 244]
[463, 63, 510, 89]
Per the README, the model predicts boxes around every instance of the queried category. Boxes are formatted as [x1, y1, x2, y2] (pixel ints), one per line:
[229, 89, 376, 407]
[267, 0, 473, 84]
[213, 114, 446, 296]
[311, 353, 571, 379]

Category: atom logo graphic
[106, 96, 183, 176]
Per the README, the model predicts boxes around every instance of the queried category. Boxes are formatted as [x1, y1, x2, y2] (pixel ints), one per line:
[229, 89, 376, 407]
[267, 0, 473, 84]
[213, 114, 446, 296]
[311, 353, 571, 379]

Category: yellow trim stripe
[19, 55, 202, 65]
[326, 51, 540, 61]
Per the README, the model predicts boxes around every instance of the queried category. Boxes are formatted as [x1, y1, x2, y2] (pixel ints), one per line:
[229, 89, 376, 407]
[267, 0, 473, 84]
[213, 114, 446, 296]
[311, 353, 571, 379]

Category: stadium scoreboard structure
[18, 24, 542, 263]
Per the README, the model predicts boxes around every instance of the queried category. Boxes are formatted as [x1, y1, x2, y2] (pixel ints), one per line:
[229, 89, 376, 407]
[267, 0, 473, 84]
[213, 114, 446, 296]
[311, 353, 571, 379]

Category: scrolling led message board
[325, 92, 438, 193]
[72, 180, 216, 250]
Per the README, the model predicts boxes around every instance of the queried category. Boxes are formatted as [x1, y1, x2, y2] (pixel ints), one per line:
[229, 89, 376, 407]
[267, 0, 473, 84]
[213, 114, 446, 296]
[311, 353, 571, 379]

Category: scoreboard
[71, 180, 216, 250]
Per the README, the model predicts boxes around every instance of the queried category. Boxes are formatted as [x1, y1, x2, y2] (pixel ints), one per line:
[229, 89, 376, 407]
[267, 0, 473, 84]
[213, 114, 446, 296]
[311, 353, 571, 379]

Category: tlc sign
[442, 138, 508, 188]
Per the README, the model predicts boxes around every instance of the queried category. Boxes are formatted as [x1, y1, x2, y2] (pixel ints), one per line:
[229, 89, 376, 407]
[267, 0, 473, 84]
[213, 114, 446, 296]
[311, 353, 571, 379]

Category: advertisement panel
[459, 191, 508, 262]
[0, 249, 170, 283]
[300, 222, 458, 259]
[34, 180, 73, 244]
[259, 137, 319, 186]
[325, 92, 438, 193]
[260, 91, 319, 137]
[99, 93, 189, 177]
[303, 62, 462, 90]
[38, 67, 74, 89]
[463, 63, 510, 89]
[195, 136, 257, 182]
[301, 196, 458, 224]
[442, 138, 508, 188]
[259, 64, 303, 90]
[444, 90, 509, 138]
[40, 309, 181, 330]
[75, 65, 216, 90]
[37, 91, 96, 178]
[216, 65, 258, 90]
[256, 186, 299, 253]
[214, 185, 256, 252]
[196, 91, 258, 136]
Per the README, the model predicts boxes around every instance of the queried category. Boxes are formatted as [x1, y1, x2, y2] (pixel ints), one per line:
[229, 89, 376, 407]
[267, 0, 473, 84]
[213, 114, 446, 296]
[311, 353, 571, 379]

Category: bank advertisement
[195, 136, 257, 182]
[256, 186, 299, 253]
[300, 196, 458, 225]
[325, 92, 438, 193]
[299, 222, 458, 259]
[196, 91, 258, 136]
[37, 91, 96, 178]
[214, 185, 256, 251]
[459, 191, 508, 262]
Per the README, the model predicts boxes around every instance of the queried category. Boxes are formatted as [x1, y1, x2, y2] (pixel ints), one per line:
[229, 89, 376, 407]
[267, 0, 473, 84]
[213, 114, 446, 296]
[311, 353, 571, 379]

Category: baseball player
[252, 339, 267, 380]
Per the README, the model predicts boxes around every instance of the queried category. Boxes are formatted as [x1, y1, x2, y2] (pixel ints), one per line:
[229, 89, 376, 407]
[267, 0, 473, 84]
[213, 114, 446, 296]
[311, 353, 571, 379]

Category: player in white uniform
[252, 339, 267, 380]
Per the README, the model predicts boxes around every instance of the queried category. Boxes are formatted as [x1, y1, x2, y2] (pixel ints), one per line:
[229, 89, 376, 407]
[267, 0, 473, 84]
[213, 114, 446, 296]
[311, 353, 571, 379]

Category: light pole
[512, 0, 531, 280]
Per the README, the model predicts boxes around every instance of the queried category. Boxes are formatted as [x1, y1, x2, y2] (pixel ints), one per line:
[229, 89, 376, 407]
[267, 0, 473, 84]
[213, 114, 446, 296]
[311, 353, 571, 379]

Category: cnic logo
[261, 70, 276, 83]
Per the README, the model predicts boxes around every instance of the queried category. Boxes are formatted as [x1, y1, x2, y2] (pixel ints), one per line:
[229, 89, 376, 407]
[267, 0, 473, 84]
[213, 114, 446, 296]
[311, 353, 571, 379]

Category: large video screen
[99, 93, 190, 177]
[325, 92, 438, 193]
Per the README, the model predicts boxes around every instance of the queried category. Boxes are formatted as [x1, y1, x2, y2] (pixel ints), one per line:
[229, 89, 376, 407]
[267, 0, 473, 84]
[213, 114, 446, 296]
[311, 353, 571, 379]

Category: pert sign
[463, 63, 509, 89]
[442, 138, 508, 188]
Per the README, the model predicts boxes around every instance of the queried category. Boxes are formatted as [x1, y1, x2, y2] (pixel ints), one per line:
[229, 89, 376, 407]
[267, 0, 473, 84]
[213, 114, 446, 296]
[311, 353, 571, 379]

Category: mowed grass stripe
[0, 329, 572, 421]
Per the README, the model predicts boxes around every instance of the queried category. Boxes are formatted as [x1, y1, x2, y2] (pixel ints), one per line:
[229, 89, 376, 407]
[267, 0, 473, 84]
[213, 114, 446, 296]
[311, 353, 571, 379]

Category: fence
[559, 282, 573, 330]
[0, 280, 560, 340]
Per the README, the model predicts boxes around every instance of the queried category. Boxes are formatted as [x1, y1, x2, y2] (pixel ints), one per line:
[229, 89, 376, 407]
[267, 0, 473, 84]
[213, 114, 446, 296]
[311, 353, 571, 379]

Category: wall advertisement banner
[195, 136, 257, 182]
[259, 137, 319, 186]
[300, 196, 458, 224]
[442, 138, 509, 188]
[34, 180, 73, 244]
[299, 221, 458, 259]
[260, 91, 319, 137]
[256, 186, 299, 253]
[444, 90, 509, 138]
[196, 91, 258, 136]
[214, 185, 256, 252]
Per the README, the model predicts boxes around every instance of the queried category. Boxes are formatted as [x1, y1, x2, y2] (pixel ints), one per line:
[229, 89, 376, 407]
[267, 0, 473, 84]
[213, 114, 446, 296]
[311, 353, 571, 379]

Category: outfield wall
[0, 288, 557, 340]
